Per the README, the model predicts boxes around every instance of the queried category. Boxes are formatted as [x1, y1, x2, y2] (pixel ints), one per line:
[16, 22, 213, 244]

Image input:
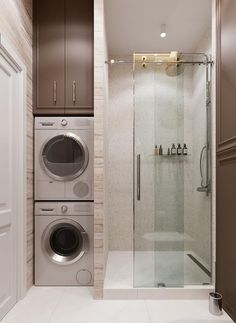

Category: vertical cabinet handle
[53, 81, 57, 104]
[72, 81, 76, 104]
[137, 154, 141, 201]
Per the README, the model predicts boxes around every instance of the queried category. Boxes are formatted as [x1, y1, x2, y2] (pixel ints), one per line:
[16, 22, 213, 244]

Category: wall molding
[217, 136, 236, 153]
[0, 34, 22, 72]
[217, 142, 236, 156]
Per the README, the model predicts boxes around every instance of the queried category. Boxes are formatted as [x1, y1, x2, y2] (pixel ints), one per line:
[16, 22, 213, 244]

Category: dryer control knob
[61, 205, 68, 213]
[61, 119, 68, 127]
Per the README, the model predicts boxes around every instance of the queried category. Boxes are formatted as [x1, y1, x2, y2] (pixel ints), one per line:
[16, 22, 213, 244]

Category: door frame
[0, 32, 27, 300]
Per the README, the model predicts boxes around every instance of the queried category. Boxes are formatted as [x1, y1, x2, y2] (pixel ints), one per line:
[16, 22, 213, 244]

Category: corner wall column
[94, 0, 108, 299]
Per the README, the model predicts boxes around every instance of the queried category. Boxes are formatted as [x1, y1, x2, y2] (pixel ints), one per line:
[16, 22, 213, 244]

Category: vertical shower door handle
[137, 154, 141, 201]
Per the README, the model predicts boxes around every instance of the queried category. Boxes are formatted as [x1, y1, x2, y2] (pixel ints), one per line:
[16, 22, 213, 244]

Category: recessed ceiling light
[160, 24, 167, 38]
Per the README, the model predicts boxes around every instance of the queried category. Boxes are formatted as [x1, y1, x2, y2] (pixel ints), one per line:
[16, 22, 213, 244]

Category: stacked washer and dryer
[34, 117, 94, 286]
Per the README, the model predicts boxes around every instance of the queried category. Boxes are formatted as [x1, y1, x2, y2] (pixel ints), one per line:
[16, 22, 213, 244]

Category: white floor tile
[49, 288, 150, 323]
[1, 288, 234, 323]
[1, 287, 64, 323]
[146, 300, 233, 323]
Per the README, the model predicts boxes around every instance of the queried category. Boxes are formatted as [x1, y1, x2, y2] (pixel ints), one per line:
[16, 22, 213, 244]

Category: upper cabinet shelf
[33, 0, 94, 116]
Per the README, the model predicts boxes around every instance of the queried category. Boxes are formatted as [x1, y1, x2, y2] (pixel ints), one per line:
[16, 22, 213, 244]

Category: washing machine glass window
[42, 219, 89, 265]
[50, 225, 80, 256]
[41, 133, 89, 181]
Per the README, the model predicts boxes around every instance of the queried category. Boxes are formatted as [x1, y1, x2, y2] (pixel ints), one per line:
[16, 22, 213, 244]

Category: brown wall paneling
[216, 0, 236, 321]
[216, 149, 236, 320]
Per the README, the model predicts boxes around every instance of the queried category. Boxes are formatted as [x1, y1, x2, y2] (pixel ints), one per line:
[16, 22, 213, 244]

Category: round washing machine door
[42, 219, 89, 265]
[41, 133, 89, 181]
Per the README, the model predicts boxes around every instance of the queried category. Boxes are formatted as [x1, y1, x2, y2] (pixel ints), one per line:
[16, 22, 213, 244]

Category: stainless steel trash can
[209, 292, 223, 316]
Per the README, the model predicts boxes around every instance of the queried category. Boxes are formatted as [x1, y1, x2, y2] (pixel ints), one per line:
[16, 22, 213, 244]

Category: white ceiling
[104, 0, 212, 56]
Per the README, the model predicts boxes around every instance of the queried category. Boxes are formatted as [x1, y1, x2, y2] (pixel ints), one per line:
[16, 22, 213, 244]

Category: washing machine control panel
[61, 205, 68, 213]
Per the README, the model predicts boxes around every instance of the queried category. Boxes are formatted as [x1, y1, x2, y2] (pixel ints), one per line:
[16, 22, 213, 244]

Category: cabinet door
[35, 0, 65, 114]
[65, 0, 94, 115]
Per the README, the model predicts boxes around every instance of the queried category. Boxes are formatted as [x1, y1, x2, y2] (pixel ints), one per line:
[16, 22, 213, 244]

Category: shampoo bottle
[177, 144, 182, 155]
[183, 144, 188, 155]
[171, 144, 176, 155]
[159, 145, 163, 155]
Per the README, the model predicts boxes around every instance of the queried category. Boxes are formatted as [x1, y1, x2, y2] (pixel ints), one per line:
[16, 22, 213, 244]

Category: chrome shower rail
[105, 52, 214, 65]
[105, 60, 214, 65]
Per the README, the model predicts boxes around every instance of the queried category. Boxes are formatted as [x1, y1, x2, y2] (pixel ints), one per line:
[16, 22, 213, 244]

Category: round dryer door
[42, 219, 89, 265]
[41, 133, 89, 181]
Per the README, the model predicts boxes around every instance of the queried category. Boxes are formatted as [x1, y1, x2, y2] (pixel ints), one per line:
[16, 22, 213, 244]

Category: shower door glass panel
[134, 56, 185, 288]
[183, 58, 212, 286]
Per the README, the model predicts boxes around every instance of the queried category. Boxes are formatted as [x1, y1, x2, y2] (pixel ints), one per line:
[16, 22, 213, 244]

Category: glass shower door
[133, 54, 185, 288]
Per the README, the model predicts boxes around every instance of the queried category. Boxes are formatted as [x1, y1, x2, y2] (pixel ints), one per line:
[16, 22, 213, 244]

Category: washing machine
[35, 202, 94, 286]
[35, 117, 94, 201]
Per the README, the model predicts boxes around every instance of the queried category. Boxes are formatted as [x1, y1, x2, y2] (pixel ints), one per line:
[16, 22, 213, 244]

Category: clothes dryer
[35, 117, 93, 200]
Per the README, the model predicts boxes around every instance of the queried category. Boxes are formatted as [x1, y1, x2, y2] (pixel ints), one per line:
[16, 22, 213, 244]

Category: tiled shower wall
[0, 0, 33, 288]
[106, 60, 133, 251]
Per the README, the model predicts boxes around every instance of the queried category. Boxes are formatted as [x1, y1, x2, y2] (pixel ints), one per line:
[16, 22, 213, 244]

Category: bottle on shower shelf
[154, 145, 159, 155]
[183, 143, 188, 155]
[171, 144, 176, 155]
[177, 144, 182, 155]
[159, 145, 163, 155]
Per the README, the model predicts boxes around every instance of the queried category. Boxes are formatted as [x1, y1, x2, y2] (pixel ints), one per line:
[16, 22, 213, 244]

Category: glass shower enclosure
[133, 53, 212, 288]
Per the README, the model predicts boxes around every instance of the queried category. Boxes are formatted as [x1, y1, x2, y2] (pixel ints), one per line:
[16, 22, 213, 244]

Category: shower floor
[104, 251, 211, 291]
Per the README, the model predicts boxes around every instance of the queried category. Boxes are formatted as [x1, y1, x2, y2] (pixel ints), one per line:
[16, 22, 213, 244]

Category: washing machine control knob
[61, 119, 68, 127]
[61, 205, 68, 213]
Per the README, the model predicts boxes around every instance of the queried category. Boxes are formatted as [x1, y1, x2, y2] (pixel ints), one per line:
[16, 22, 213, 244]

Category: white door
[0, 49, 20, 320]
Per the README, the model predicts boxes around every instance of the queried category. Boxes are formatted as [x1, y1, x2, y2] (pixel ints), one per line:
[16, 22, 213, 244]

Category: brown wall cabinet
[216, 0, 236, 321]
[34, 0, 94, 115]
